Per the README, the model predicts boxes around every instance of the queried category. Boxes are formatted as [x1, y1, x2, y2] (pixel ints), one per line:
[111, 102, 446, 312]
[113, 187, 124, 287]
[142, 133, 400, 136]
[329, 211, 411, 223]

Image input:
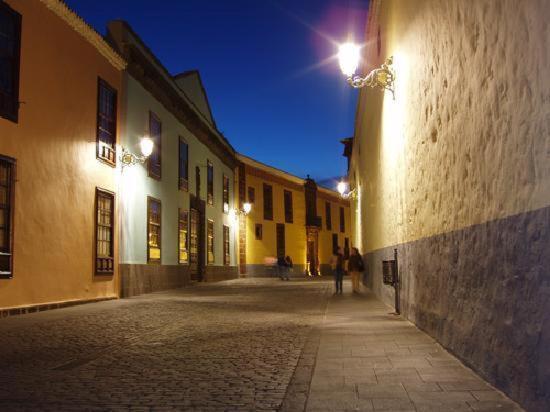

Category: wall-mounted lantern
[338, 42, 395, 98]
[229, 202, 252, 227]
[337, 180, 357, 200]
[120, 137, 154, 169]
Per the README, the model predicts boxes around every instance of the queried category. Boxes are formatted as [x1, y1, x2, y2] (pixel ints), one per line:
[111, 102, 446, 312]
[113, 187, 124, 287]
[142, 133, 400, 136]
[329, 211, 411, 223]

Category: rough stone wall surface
[365, 206, 550, 412]
[351, 1, 550, 411]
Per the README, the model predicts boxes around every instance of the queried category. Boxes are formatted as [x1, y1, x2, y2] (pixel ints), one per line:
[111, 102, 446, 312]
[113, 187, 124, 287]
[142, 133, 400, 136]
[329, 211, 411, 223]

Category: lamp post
[120, 137, 154, 169]
[338, 42, 395, 98]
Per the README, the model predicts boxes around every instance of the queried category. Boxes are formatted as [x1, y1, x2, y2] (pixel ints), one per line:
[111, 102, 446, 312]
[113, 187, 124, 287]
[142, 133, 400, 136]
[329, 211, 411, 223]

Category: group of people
[274, 247, 365, 294]
[330, 246, 365, 294]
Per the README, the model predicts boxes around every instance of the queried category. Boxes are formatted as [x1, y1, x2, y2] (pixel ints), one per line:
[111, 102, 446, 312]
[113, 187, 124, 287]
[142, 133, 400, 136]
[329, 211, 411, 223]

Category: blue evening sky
[67, 0, 369, 183]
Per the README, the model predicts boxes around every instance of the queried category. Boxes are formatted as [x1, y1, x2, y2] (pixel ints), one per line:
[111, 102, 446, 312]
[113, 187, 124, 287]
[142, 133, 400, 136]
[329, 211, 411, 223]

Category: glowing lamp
[338, 41, 396, 98]
[243, 202, 252, 215]
[337, 181, 347, 196]
[338, 43, 361, 77]
[120, 136, 155, 169]
[140, 137, 154, 157]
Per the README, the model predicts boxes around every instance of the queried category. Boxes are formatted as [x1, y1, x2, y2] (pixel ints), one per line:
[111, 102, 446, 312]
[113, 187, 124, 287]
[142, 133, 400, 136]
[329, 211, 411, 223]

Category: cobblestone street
[0, 279, 521, 411]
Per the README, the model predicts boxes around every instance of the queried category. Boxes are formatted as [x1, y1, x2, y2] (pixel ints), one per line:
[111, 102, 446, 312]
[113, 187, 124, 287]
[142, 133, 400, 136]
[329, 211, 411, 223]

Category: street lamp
[229, 202, 252, 227]
[120, 137, 154, 168]
[337, 180, 357, 200]
[338, 42, 395, 98]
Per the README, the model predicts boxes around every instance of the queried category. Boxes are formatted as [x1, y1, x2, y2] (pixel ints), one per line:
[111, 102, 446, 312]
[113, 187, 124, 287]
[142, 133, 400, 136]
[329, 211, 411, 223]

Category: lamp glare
[140, 137, 154, 157]
[338, 43, 360, 77]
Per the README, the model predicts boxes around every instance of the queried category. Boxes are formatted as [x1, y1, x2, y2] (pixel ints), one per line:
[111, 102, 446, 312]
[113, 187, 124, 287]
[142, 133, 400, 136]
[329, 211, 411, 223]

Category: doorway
[189, 194, 205, 281]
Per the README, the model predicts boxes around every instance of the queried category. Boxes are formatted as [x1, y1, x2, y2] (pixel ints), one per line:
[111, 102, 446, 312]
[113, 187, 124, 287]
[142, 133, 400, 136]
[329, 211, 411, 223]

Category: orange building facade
[0, 0, 126, 312]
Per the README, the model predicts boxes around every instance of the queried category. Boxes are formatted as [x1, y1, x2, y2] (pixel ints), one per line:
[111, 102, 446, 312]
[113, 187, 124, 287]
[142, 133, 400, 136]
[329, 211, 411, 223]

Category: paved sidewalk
[297, 287, 522, 412]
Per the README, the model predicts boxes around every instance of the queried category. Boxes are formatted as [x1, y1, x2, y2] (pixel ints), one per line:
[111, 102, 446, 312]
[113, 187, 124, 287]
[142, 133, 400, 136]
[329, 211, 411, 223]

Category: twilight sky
[67, 0, 369, 182]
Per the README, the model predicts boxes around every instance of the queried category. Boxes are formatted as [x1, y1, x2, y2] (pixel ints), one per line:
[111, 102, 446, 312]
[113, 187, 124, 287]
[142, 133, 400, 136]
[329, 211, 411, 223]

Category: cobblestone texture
[0, 279, 328, 411]
[0, 278, 522, 411]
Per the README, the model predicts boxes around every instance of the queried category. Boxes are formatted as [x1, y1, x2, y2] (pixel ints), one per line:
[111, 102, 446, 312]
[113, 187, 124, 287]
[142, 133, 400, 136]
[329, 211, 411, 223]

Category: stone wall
[364, 206, 550, 412]
[350, 1, 550, 411]
[119, 264, 191, 298]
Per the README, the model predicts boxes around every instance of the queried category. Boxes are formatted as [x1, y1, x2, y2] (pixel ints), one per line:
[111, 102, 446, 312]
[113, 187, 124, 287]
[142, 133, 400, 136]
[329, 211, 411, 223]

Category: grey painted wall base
[119, 264, 191, 298]
[364, 206, 550, 412]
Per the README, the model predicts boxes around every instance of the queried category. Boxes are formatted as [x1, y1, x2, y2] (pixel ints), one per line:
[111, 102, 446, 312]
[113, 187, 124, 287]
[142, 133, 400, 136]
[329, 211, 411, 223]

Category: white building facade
[107, 21, 239, 297]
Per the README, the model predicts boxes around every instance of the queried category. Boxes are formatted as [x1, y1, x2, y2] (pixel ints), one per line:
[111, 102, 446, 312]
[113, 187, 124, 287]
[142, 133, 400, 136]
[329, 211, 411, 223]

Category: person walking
[282, 255, 293, 280]
[277, 256, 286, 280]
[348, 247, 365, 293]
[330, 247, 345, 294]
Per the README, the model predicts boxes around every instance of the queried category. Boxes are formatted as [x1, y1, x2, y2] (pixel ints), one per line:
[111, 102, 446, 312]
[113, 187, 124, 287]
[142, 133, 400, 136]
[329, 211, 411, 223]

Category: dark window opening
[178, 138, 188, 191]
[340, 207, 345, 233]
[325, 202, 332, 231]
[263, 184, 273, 221]
[148, 112, 162, 179]
[223, 174, 230, 213]
[248, 187, 255, 204]
[284, 190, 293, 223]
[0, 3, 21, 122]
[332, 233, 338, 255]
[96, 79, 117, 165]
[255, 224, 262, 240]
[207, 160, 214, 205]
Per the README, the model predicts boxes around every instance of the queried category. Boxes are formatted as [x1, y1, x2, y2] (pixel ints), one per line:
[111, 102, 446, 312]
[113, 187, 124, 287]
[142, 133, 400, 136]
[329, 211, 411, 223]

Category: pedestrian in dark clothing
[330, 247, 345, 294]
[282, 256, 293, 280]
[348, 247, 365, 293]
[277, 256, 286, 280]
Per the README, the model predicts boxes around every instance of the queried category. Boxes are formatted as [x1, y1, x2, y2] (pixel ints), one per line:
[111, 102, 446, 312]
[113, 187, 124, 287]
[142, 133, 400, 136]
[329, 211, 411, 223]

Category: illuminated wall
[108, 21, 238, 295]
[238, 155, 351, 276]
[350, 1, 550, 410]
[0, 0, 124, 309]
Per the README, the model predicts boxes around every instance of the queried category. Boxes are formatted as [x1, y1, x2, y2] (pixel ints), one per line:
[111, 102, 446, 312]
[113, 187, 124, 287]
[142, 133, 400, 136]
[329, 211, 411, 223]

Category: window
[223, 225, 230, 266]
[147, 197, 161, 262]
[207, 219, 214, 264]
[332, 233, 339, 255]
[0, 3, 21, 123]
[255, 224, 262, 240]
[248, 187, 255, 204]
[325, 202, 332, 230]
[263, 183, 273, 221]
[0, 156, 15, 278]
[96, 79, 117, 165]
[207, 160, 214, 205]
[340, 207, 345, 233]
[148, 112, 161, 179]
[95, 188, 115, 275]
[178, 138, 188, 191]
[284, 190, 293, 223]
[222, 174, 230, 213]
[178, 209, 188, 264]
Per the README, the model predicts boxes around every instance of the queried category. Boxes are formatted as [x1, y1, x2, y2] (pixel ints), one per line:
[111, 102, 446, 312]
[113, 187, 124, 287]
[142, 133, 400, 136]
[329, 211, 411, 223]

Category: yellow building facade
[236, 155, 351, 277]
[0, 0, 125, 312]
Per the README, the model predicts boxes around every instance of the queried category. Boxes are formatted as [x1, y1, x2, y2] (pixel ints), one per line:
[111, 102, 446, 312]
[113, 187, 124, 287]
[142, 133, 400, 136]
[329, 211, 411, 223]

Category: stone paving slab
[295, 285, 524, 412]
